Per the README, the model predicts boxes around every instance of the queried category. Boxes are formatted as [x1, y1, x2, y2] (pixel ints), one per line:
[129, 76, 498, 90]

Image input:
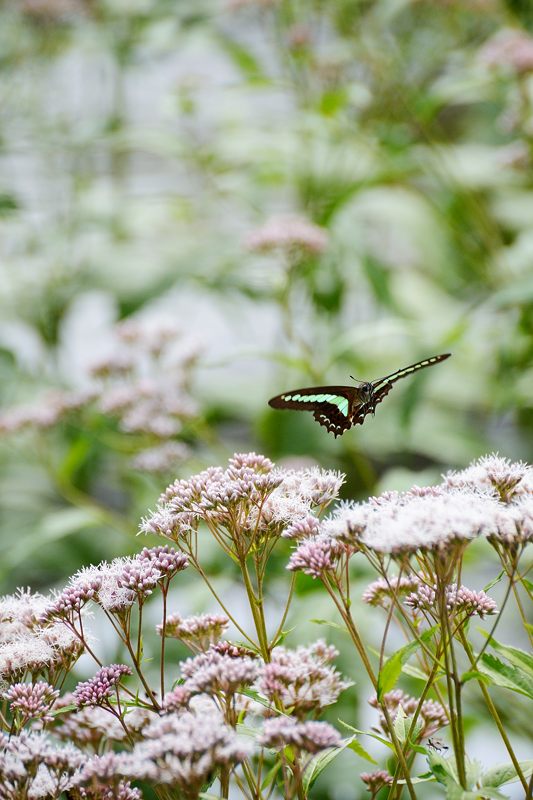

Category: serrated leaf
[480, 633, 533, 676]
[482, 759, 533, 787]
[478, 653, 533, 699]
[346, 737, 378, 764]
[377, 626, 438, 700]
[460, 670, 491, 685]
[429, 753, 459, 785]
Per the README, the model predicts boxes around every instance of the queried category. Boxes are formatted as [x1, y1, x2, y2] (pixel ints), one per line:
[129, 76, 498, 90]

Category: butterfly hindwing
[269, 386, 361, 438]
[268, 386, 357, 416]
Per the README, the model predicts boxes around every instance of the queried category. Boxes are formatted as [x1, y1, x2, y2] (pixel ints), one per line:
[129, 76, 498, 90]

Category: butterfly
[268, 353, 451, 437]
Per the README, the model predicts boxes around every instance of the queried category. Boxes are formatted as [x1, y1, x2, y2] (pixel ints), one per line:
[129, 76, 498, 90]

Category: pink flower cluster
[141, 452, 343, 543]
[258, 640, 351, 714]
[73, 665, 132, 708]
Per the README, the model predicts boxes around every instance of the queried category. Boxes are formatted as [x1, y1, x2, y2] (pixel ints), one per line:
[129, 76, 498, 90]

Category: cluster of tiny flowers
[0, 589, 49, 643]
[0, 622, 82, 682]
[479, 29, 533, 74]
[360, 770, 394, 794]
[370, 690, 449, 739]
[258, 641, 350, 714]
[70, 751, 142, 799]
[287, 534, 348, 578]
[282, 515, 321, 540]
[180, 645, 259, 695]
[73, 782, 142, 800]
[245, 214, 328, 256]
[162, 685, 192, 712]
[3, 681, 59, 724]
[404, 582, 498, 619]
[0, 590, 84, 682]
[52, 695, 155, 747]
[0, 732, 84, 799]
[259, 716, 341, 754]
[73, 665, 132, 708]
[131, 442, 190, 474]
[362, 575, 421, 607]
[318, 457, 533, 555]
[140, 453, 343, 542]
[157, 613, 229, 651]
[0, 318, 199, 471]
[444, 455, 533, 503]
[119, 707, 250, 792]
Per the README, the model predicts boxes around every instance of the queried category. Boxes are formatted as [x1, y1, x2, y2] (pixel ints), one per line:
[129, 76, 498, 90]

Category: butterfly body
[268, 353, 451, 437]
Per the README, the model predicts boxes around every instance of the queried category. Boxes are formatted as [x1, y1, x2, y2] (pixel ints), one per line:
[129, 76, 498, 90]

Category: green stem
[459, 631, 529, 794]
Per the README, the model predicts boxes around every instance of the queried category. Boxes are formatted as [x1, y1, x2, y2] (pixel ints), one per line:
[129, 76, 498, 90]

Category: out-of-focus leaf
[477, 653, 533, 699]
[482, 760, 533, 787]
[377, 626, 437, 700]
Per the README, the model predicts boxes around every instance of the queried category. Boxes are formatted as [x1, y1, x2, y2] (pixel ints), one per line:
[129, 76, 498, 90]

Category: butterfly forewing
[372, 353, 450, 388]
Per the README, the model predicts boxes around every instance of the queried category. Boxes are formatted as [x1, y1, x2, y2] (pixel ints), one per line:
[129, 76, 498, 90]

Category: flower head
[245, 214, 328, 257]
[3, 681, 59, 724]
[260, 716, 341, 753]
[287, 534, 347, 578]
[119, 707, 250, 792]
[370, 690, 448, 739]
[73, 665, 132, 708]
[361, 770, 394, 793]
[157, 613, 229, 652]
[180, 647, 259, 695]
[362, 575, 421, 607]
[258, 641, 350, 714]
[404, 582, 498, 619]
[444, 455, 533, 503]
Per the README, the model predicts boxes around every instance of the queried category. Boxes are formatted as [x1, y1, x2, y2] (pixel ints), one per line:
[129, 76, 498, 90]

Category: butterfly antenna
[350, 375, 364, 384]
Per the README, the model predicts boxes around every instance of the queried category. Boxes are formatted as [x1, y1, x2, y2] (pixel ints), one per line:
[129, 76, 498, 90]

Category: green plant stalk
[241, 558, 270, 661]
[322, 578, 418, 800]
[438, 592, 466, 789]
[458, 630, 529, 794]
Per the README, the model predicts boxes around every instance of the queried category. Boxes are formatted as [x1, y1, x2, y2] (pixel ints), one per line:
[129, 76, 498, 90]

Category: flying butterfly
[268, 353, 451, 437]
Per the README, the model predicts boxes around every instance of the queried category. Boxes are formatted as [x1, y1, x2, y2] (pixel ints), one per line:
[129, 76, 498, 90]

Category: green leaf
[460, 670, 491, 685]
[310, 618, 349, 634]
[215, 35, 268, 84]
[482, 759, 533, 787]
[482, 571, 505, 593]
[480, 633, 533, 676]
[377, 627, 437, 700]
[337, 719, 395, 751]
[346, 737, 378, 764]
[402, 663, 432, 681]
[260, 761, 282, 791]
[303, 739, 351, 792]
[428, 753, 459, 786]
[478, 653, 533, 699]
[520, 577, 533, 594]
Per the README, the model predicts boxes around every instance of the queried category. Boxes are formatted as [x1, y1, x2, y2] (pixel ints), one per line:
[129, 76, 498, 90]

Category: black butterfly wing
[366, 353, 451, 420]
[372, 354, 451, 389]
[268, 386, 361, 437]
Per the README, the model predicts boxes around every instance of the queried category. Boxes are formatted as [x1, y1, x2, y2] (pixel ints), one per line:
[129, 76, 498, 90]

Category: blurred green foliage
[1, 0, 533, 576]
